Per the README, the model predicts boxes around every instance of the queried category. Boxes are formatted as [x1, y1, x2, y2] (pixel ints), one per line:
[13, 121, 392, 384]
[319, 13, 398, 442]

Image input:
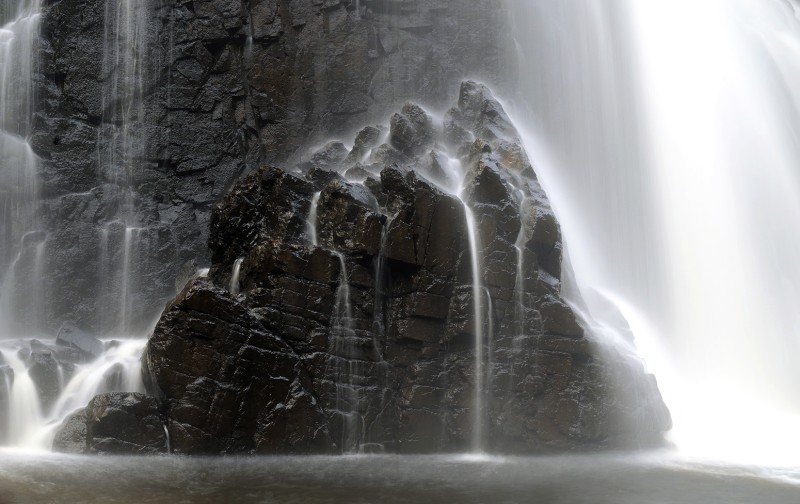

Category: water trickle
[462, 204, 485, 452]
[371, 221, 391, 359]
[229, 257, 244, 297]
[306, 191, 322, 246]
[0, 1, 43, 335]
[94, 0, 155, 334]
[162, 423, 171, 454]
[118, 227, 139, 334]
[99, 0, 148, 192]
[511, 191, 529, 378]
[436, 155, 490, 453]
[329, 252, 362, 452]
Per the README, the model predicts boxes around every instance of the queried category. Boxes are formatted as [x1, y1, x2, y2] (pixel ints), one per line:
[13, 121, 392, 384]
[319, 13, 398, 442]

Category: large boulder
[137, 82, 670, 454]
[52, 393, 168, 455]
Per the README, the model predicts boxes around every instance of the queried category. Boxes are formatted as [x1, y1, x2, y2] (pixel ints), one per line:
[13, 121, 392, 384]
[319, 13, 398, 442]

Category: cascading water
[0, 0, 152, 450]
[96, 0, 152, 335]
[508, 0, 800, 466]
[0, 1, 44, 336]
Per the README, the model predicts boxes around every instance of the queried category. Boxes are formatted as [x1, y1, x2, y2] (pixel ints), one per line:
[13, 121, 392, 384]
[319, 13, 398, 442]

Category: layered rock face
[25, 0, 504, 333]
[137, 81, 671, 455]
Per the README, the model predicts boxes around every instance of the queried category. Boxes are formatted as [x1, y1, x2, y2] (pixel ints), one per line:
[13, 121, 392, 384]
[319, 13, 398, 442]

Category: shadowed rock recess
[101, 81, 670, 455]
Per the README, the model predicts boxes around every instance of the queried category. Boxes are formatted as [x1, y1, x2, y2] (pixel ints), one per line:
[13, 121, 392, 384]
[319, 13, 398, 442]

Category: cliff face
[29, 0, 504, 332]
[134, 82, 671, 455]
[31, 1, 672, 455]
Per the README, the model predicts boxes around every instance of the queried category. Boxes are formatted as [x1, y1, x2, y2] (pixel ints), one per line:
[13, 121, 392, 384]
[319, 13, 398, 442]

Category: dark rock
[208, 167, 315, 272]
[389, 103, 436, 157]
[28, 352, 61, 411]
[52, 410, 88, 454]
[303, 141, 350, 172]
[343, 164, 373, 182]
[316, 179, 384, 256]
[143, 279, 332, 455]
[52, 393, 168, 455]
[345, 126, 385, 166]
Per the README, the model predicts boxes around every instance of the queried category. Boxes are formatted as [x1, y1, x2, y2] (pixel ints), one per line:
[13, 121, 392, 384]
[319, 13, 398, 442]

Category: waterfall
[97, 0, 151, 333]
[508, 0, 800, 465]
[0, 1, 43, 335]
[0, 0, 155, 449]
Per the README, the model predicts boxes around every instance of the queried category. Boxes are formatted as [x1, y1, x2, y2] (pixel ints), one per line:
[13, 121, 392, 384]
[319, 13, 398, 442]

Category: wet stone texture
[137, 82, 672, 455]
[29, 0, 505, 333]
[52, 393, 168, 455]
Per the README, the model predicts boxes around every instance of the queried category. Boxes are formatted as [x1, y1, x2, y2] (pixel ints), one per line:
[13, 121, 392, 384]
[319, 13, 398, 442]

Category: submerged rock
[53, 393, 168, 455]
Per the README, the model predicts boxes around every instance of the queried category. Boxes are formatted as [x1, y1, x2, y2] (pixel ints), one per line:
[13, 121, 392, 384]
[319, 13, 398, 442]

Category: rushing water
[508, 0, 800, 466]
[0, 338, 146, 449]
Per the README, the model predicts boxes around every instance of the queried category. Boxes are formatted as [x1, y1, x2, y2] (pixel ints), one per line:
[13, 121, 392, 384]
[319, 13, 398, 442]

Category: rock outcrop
[138, 81, 671, 455]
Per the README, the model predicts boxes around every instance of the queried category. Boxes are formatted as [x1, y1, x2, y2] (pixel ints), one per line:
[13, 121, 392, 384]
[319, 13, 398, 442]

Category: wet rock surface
[143, 279, 332, 455]
[141, 82, 671, 455]
[53, 392, 168, 455]
[24, 0, 504, 333]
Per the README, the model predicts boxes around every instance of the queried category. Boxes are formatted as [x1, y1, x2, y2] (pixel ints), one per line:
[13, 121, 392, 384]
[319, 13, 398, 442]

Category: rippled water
[0, 451, 798, 503]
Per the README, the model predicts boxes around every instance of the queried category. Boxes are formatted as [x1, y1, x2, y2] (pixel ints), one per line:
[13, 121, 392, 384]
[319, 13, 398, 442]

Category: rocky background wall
[28, 0, 505, 333]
